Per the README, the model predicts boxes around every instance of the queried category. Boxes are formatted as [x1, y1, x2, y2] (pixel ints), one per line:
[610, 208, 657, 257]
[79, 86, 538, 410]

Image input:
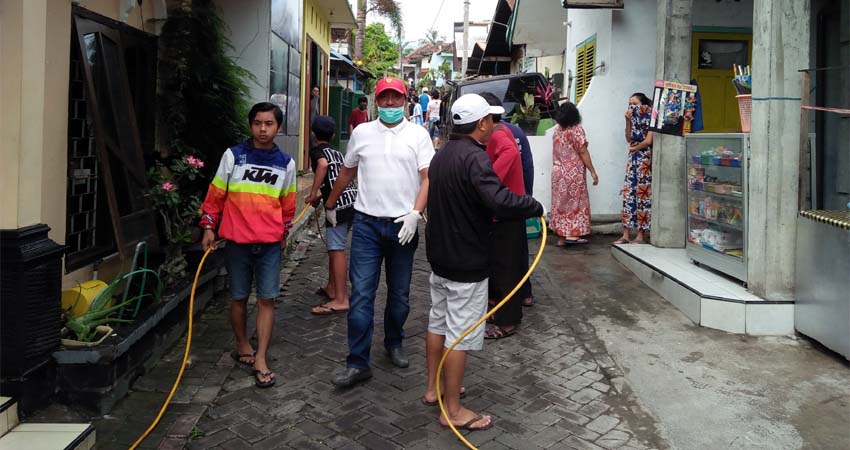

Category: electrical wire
[435, 216, 547, 450]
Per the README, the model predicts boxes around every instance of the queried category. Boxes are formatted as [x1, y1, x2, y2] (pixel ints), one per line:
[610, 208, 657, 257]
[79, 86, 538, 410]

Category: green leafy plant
[361, 23, 400, 93]
[147, 156, 204, 246]
[65, 269, 163, 342]
[512, 92, 542, 122]
[158, 0, 252, 176]
[146, 155, 205, 285]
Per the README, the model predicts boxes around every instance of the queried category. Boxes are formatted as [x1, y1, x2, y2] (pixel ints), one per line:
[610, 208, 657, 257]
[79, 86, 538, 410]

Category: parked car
[440, 73, 557, 137]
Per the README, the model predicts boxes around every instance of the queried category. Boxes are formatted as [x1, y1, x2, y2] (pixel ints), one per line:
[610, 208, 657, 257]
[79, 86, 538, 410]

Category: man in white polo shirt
[324, 77, 435, 387]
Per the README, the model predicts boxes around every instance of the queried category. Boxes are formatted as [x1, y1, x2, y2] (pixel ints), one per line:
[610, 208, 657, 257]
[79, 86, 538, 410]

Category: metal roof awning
[330, 50, 374, 78]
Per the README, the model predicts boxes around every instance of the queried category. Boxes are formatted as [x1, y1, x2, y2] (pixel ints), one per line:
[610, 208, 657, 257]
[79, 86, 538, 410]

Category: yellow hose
[131, 209, 543, 450]
[128, 240, 217, 450]
[130, 206, 314, 449]
[436, 216, 547, 450]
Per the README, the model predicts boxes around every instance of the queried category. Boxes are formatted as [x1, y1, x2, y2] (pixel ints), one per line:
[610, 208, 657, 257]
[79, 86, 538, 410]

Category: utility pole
[460, 0, 470, 76]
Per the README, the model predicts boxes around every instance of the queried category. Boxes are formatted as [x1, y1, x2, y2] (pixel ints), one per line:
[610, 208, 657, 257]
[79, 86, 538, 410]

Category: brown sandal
[484, 324, 517, 340]
[440, 415, 494, 431]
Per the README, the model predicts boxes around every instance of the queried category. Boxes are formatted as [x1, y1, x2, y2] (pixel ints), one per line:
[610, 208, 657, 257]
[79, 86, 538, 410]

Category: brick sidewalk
[97, 230, 666, 450]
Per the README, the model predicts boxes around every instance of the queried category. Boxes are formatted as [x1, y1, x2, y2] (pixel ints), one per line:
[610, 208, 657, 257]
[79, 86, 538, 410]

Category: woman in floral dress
[615, 93, 654, 244]
[550, 102, 599, 246]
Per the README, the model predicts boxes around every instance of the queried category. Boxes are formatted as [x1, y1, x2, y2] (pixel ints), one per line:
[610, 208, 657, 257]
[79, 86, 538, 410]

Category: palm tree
[354, 0, 403, 61]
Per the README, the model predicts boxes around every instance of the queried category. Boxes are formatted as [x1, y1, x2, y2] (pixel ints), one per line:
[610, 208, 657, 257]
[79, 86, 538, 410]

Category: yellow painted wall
[298, 0, 332, 167]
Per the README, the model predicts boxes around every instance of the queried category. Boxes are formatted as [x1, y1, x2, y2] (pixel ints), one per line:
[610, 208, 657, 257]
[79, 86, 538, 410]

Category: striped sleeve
[279, 157, 297, 234]
[199, 149, 234, 229]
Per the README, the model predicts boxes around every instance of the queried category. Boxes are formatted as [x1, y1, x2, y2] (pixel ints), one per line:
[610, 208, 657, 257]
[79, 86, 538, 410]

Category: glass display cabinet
[685, 133, 748, 282]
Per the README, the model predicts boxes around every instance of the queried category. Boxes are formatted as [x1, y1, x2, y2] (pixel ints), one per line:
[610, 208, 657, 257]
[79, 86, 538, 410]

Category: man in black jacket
[423, 94, 543, 431]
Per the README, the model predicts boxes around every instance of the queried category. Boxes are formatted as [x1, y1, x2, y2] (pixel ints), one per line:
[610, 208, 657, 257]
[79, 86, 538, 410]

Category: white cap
[423, 87, 429, 92]
[451, 94, 505, 125]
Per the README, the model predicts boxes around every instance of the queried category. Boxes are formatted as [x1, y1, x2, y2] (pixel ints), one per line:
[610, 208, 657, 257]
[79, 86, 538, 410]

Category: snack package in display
[649, 80, 698, 136]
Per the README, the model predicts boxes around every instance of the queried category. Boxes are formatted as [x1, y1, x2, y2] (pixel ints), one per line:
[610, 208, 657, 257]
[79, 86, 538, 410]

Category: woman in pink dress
[550, 102, 599, 246]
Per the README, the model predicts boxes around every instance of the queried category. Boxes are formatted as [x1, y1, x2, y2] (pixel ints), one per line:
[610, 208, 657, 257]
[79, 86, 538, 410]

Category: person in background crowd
[323, 77, 435, 388]
[349, 97, 370, 135]
[615, 93, 654, 244]
[426, 90, 442, 148]
[550, 101, 599, 247]
[424, 93, 543, 432]
[200, 102, 297, 389]
[480, 92, 536, 307]
[479, 95, 527, 340]
[419, 86, 431, 119]
[310, 86, 320, 146]
[411, 95, 425, 127]
[306, 116, 358, 315]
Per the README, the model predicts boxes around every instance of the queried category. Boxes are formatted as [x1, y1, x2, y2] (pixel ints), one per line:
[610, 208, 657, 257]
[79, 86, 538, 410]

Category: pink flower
[161, 181, 176, 192]
[186, 156, 204, 169]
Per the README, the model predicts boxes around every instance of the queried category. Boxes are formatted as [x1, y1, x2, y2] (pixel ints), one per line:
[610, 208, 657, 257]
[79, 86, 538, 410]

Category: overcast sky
[349, 0, 498, 46]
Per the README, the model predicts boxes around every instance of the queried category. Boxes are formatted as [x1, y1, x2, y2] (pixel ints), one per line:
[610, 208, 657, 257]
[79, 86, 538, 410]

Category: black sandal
[230, 350, 256, 368]
[255, 370, 276, 388]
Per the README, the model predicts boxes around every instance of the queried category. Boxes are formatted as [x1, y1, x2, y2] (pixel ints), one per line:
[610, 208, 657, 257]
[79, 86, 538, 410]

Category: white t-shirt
[344, 119, 435, 218]
[427, 99, 441, 122]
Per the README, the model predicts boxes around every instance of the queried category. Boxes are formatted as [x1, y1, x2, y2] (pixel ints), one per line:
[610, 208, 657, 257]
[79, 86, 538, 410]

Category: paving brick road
[90, 226, 667, 450]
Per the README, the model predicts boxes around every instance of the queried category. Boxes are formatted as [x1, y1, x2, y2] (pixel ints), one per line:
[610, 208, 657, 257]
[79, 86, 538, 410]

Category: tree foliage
[158, 0, 253, 176]
[354, 0, 402, 60]
[361, 22, 399, 91]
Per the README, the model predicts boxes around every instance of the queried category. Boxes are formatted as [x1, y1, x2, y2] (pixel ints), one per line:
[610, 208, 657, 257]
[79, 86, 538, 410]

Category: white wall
[564, 0, 657, 217]
[215, 0, 271, 105]
[692, 0, 753, 28]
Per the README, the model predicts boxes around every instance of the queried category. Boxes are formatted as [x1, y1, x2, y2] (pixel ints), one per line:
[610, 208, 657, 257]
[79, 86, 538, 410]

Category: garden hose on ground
[436, 216, 547, 450]
[131, 211, 545, 450]
[130, 206, 316, 450]
[128, 238, 217, 450]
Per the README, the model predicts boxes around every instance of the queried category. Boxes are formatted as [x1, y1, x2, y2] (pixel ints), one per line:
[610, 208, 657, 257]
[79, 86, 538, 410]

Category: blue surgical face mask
[377, 106, 405, 124]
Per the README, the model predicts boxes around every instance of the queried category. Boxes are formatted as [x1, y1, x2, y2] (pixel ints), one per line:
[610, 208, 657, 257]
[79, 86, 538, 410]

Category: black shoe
[332, 367, 372, 387]
[387, 347, 409, 368]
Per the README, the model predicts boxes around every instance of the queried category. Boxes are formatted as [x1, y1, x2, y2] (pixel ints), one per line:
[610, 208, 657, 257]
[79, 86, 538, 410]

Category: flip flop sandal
[613, 239, 630, 244]
[421, 388, 467, 406]
[522, 297, 534, 307]
[484, 324, 517, 340]
[230, 350, 256, 368]
[563, 238, 589, 245]
[311, 305, 349, 315]
[440, 415, 494, 431]
[255, 371, 276, 388]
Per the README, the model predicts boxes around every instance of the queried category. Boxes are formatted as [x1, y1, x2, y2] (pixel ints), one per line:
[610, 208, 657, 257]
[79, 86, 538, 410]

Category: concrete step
[613, 243, 794, 335]
[0, 397, 17, 436]
[0, 398, 95, 450]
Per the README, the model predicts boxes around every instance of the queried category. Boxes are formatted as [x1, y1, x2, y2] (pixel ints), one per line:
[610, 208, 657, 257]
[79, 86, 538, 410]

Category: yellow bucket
[61, 280, 109, 318]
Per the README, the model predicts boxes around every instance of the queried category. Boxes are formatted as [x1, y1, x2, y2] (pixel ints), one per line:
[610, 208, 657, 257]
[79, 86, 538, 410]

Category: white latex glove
[394, 210, 420, 246]
[325, 207, 338, 227]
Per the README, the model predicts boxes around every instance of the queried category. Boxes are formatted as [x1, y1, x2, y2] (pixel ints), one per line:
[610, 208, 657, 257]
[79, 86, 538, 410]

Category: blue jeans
[346, 211, 419, 369]
[224, 242, 281, 300]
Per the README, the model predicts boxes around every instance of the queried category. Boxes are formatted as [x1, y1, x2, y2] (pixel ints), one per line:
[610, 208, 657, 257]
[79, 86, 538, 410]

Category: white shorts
[428, 273, 488, 351]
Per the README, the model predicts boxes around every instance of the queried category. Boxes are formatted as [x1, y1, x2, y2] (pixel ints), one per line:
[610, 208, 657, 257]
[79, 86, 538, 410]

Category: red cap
[375, 77, 407, 98]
